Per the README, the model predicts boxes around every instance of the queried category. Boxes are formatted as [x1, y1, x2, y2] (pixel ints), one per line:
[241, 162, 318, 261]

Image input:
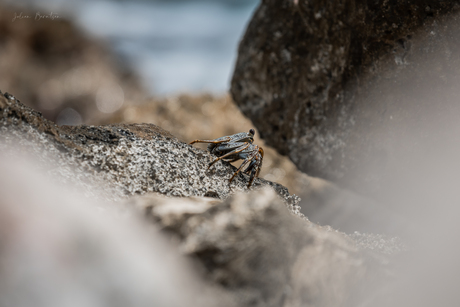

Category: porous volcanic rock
[231, 0, 460, 197]
[0, 91, 300, 211]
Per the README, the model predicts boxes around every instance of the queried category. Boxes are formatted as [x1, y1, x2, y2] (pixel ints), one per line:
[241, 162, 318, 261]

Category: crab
[189, 128, 264, 188]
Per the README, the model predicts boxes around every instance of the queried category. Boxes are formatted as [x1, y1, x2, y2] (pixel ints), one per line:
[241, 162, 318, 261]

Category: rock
[0, 146, 400, 307]
[0, 154, 235, 307]
[0, 91, 407, 306]
[0, 5, 145, 124]
[103, 93, 312, 196]
[231, 0, 460, 197]
[126, 188, 382, 307]
[0, 91, 301, 211]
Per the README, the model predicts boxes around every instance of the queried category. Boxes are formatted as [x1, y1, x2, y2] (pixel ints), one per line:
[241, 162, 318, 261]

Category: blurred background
[4, 0, 259, 95]
[0, 0, 398, 235]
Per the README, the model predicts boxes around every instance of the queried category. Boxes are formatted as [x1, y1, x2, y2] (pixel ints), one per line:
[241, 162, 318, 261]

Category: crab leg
[222, 157, 240, 163]
[247, 168, 257, 189]
[247, 157, 262, 188]
[244, 149, 263, 177]
[189, 137, 231, 145]
[207, 142, 251, 168]
[228, 152, 257, 183]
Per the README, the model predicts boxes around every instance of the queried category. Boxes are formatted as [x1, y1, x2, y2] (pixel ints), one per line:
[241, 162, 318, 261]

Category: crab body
[205, 131, 255, 154]
[189, 129, 264, 188]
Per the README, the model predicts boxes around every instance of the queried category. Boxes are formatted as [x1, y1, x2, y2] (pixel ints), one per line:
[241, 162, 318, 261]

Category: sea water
[8, 0, 259, 95]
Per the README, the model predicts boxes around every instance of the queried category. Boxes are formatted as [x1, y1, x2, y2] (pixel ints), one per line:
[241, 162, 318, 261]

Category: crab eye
[249, 128, 255, 136]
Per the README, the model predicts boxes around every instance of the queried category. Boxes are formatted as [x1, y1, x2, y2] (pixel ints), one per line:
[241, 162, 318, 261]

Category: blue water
[7, 0, 259, 95]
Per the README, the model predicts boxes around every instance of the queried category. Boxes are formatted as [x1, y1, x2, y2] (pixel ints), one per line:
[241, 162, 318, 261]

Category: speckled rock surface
[103, 93, 312, 196]
[0, 91, 300, 212]
[231, 0, 460, 196]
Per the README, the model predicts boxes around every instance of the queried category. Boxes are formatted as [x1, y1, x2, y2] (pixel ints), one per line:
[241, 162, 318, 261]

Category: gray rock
[231, 0, 460, 196]
[0, 90, 406, 307]
[0, 91, 300, 212]
[0, 154, 234, 307]
[126, 188, 379, 307]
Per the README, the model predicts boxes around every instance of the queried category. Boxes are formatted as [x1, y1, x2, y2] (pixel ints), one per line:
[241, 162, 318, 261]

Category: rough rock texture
[0, 91, 300, 211]
[104, 93, 312, 196]
[231, 0, 460, 196]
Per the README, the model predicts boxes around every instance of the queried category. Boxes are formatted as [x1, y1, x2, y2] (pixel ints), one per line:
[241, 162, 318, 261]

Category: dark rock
[231, 0, 460, 197]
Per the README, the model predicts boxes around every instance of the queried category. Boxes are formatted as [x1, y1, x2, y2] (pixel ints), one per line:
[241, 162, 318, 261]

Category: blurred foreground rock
[231, 0, 460, 197]
[0, 155, 234, 307]
[0, 91, 404, 306]
[127, 189, 379, 307]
